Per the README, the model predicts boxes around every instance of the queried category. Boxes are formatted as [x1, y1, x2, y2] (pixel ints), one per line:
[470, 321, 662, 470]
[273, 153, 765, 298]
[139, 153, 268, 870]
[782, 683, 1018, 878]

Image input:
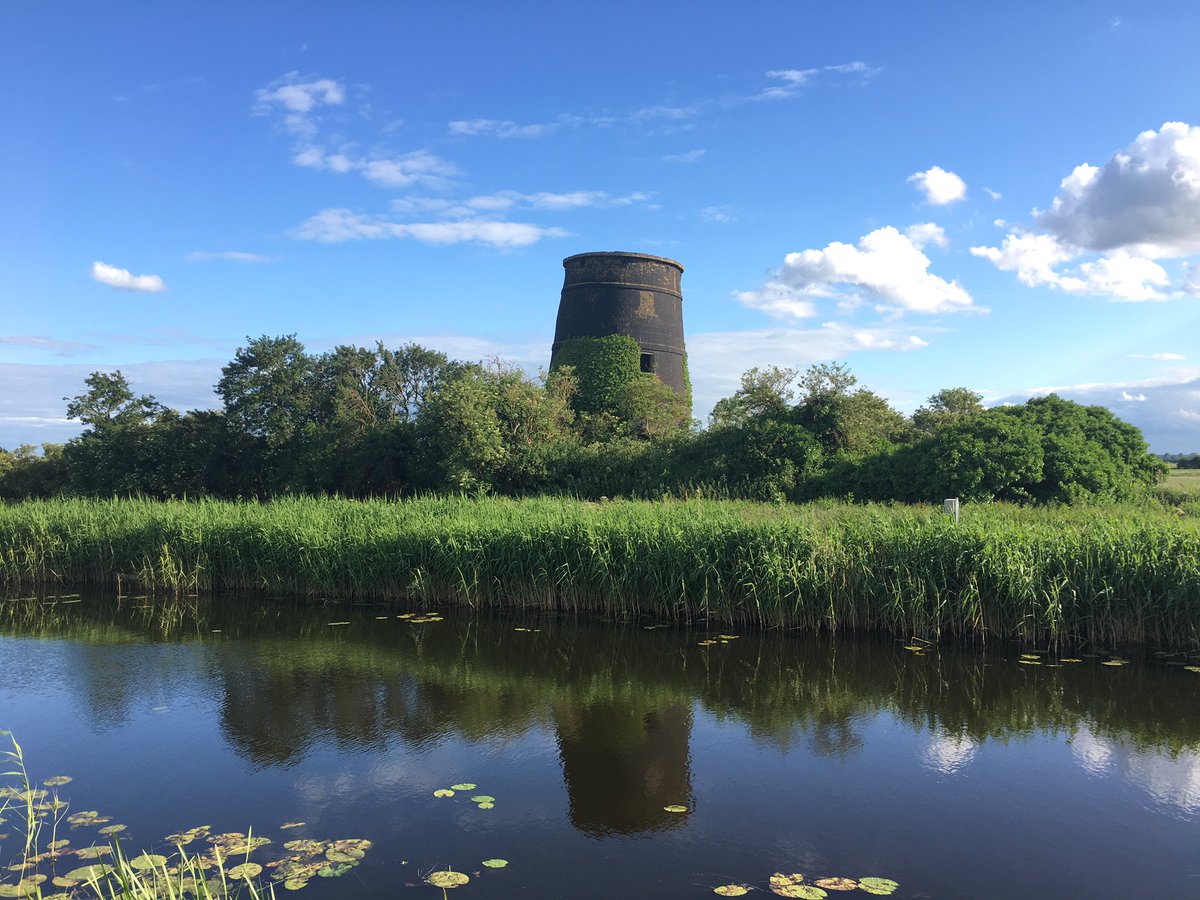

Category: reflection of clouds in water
[1070, 728, 1115, 775]
[922, 732, 978, 775]
[1072, 726, 1200, 812]
[1126, 750, 1200, 812]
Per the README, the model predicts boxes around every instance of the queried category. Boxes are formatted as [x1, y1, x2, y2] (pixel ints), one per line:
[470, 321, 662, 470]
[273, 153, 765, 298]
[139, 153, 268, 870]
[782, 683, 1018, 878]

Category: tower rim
[562, 251, 684, 273]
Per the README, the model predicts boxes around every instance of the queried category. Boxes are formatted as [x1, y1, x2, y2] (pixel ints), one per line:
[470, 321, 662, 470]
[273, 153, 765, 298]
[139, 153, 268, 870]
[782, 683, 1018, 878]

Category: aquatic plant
[1, 496, 1198, 645]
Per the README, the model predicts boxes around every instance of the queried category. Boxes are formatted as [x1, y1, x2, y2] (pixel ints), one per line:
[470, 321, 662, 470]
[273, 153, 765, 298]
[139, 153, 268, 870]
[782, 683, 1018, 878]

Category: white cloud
[908, 166, 967, 205]
[737, 226, 975, 318]
[760, 62, 880, 99]
[970, 231, 1172, 301]
[389, 190, 649, 217]
[984, 187, 1002, 200]
[290, 208, 569, 248]
[295, 146, 457, 189]
[1127, 352, 1187, 361]
[1035, 122, 1200, 258]
[186, 251, 273, 263]
[1120, 391, 1148, 401]
[904, 222, 949, 249]
[663, 149, 706, 164]
[91, 261, 166, 293]
[0, 336, 99, 354]
[700, 205, 737, 224]
[447, 118, 559, 138]
[253, 73, 345, 138]
[630, 104, 700, 122]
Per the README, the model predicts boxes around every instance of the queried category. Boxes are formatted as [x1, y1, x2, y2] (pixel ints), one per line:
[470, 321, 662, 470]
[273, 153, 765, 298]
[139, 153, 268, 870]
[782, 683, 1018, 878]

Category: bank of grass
[1, 497, 1199, 645]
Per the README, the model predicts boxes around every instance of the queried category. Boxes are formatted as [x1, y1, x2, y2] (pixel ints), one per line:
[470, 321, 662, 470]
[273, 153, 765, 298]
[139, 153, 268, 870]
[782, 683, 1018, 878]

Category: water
[2, 594, 1199, 898]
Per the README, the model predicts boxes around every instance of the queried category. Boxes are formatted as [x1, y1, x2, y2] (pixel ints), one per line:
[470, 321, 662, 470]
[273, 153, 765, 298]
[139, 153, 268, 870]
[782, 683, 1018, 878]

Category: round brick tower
[550, 251, 688, 398]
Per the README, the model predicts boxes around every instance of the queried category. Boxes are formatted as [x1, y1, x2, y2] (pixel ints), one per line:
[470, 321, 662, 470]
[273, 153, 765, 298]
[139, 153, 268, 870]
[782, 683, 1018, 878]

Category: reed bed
[1, 497, 1198, 645]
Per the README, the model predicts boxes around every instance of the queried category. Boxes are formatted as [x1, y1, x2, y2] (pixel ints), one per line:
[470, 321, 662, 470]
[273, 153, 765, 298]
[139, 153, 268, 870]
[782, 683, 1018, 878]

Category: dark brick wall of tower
[550, 251, 688, 398]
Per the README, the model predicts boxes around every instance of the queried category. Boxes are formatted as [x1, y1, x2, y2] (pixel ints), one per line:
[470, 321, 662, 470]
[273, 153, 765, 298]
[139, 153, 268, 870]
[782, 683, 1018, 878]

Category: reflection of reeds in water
[2, 496, 1199, 643]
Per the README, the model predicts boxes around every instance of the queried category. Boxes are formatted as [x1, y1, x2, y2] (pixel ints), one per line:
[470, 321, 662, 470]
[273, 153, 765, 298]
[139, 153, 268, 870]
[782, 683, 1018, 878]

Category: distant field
[1166, 467, 1200, 495]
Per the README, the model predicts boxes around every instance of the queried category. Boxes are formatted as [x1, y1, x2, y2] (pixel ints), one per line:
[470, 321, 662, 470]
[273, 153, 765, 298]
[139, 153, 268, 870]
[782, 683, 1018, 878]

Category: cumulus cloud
[90, 262, 166, 293]
[970, 230, 1172, 301]
[908, 166, 967, 205]
[290, 209, 568, 248]
[736, 226, 975, 319]
[975, 123, 1200, 302]
[1035, 122, 1200, 258]
[186, 251, 273, 263]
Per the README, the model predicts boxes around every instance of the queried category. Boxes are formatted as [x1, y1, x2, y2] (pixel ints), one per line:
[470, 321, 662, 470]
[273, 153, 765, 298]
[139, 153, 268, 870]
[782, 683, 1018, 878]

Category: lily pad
[283, 878, 309, 890]
[427, 871, 470, 889]
[228, 863, 262, 880]
[74, 846, 113, 859]
[280, 822, 306, 829]
[663, 805, 688, 813]
[63, 864, 114, 881]
[325, 849, 362, 863]
[129, 853, 168, 871]
[326, 622, 350, 627]
[1184, 666, 1200, 673]
[481, 859, 508, 868]
[769, 873, 824, 898]
[477, 802, 495, 810]
[283, 840, 326, 855]
[858, 877, 899, 895]
[434, 789, 455, 798]
[470, 795, 495, 803]
[43, 776, 72, 787]
[1101, 660, 1128, 667]
[450, 783, 476, 791]
[813, 877, 857, 891]
[1059, 658, 1083, 664]
[714, 886, 750, 896]
[98, 824, 126, 835]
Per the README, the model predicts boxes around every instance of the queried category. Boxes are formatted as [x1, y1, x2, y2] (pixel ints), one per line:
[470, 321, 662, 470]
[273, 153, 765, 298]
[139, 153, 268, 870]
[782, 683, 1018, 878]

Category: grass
[1, 496, 1199, 645]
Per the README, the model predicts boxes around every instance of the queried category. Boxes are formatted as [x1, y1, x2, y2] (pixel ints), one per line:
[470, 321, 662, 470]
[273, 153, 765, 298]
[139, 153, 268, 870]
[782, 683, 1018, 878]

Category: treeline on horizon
[0, 333, 1169, 505]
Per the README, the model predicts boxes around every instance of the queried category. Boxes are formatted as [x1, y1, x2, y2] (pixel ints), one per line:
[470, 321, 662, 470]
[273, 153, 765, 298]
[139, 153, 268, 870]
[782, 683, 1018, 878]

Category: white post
[943, 498, 960, 523]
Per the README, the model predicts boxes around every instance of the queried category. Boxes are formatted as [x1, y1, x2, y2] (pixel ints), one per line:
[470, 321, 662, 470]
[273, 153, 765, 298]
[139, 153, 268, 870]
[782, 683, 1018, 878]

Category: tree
[709, 366, 797, 429]
[65, 371, 162, 432]
[912, 387, 984, 435]
[793, 363, 907, 454]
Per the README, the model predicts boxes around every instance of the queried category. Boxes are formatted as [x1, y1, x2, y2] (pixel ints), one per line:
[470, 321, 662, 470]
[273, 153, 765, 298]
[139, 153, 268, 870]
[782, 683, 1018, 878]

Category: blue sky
[3, 1, 1200, 451]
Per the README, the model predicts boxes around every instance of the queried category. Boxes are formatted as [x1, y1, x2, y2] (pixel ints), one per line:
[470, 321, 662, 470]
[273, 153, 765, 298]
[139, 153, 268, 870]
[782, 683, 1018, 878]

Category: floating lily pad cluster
[0, 765, 374, 899]
[712, 871, 900, 897]
[398, 612, 445, 624]
[697, 634, 740, 648]
[1014, 651, 1129, 667]
[432, 783, 497, 810]
[422, 859, 509, 891]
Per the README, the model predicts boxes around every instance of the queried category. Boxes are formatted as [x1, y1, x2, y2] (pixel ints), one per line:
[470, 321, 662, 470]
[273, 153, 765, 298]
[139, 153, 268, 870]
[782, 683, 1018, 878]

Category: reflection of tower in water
[554, 700, 693, 835]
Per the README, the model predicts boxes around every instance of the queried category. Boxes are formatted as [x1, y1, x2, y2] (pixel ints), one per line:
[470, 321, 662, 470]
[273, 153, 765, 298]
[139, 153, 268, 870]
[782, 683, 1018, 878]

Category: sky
[3, 1, 1200, 452]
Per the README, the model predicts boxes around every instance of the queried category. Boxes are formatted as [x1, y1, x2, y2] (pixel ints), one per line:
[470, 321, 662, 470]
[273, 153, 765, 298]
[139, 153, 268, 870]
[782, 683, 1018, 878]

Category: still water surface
[2, 595, 1199, 898]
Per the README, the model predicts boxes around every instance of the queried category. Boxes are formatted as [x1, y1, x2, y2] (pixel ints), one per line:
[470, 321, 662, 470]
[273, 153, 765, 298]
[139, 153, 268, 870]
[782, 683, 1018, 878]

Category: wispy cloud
[1127, 352, 1187, 361]
[663, 149, 706, 164]
[253, 72, 345, 138]
[290, 209, 569, 248]
[186, 251, 274, 263]
[700, 205, 737, 224]
[759, 61, 880, 99]
[447, 118, 560, 138]
[0, 336, 100, 355]
[91, 261, 166, 293]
